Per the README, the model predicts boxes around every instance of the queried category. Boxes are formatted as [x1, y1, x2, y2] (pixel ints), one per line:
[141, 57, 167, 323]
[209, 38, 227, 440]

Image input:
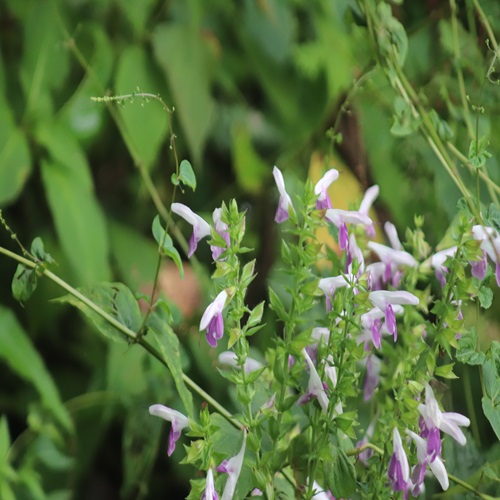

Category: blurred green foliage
[1, 0, 500, 498]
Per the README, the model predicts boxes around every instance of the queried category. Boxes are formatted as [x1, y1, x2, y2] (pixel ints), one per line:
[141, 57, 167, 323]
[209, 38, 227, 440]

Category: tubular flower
[418, 383, 470, 447]
[211, 208, 230, 261]
[359, 185, 380, 238]
[472, 225, 500, 285]
[368, 290, 419, 341]
[202, 469, 219, 500]
[217, 432, 247, 500]
[200, 290, 228, 347]
[218, 351, 263, 373]
[298, 349, 329, 413]
[358, 305, 404, 349]
[273, 166, 294, 223]
[171, 203, 211, 258]
[406, 429, 449, 493]
[149, 404, 189, 456]
[430, 246, 458, 287]
[388, 427, 410, 492]
[314, 168, 339, 209]
[384, 221, 403, 251]
[368, 241, 417, 287]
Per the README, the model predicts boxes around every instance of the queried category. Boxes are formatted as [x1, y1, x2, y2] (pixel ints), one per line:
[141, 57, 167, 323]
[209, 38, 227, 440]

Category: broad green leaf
[153, 25, 215, 165]
[107, 342, 148, 398]
[457, 331, 486, 366]
[482, 397, 500, 442]
[323, 446, 357, 498]
[148, 312, 193, 418]
[0, 306, 71, 430]
[115, 46, 168, 170]
[55, 282, 141, 343]
[41, 158, 110, 285]
[231, 126, 268, 195]
[152, 216, 184, 279]
[0, 98, 32, 205]
[20, 2, 69, 120]
[178, 159, 197, 191]
[30, 237, 54, 264]
[59, 25, 113, 143]
[479, 286, 493, 309]
[435, 363, 458, 379]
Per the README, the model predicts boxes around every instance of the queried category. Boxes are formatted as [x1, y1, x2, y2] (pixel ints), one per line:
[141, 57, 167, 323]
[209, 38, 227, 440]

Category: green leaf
[246, 301, 264, 330]
[31, 237, 54, 264]
[482, 397, 500, 442]
[153, 25, 215, 165]
[479, 286, 493, 309]
[435, 363, 458, 379]
[0, 415, 11, 467]
[0, 306, 71, 430]
[116, 0, 156, 36]
[323, 446, 357, 498]
[115, 47, 168, 170]
[0, 97, 32, 205]
[59, 25, 113, 143]
[11, 265, 38, 304]
[40, 158, 110, 285]
[178, 159, 197, 191]
[55, 282, 141, 343]
[148, 312, 194, 418]
[152, 216, 184, 279]
[457, 331, 486, 366]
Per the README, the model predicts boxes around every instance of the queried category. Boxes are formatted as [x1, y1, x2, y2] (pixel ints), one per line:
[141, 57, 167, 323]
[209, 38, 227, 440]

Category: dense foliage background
[0, 0, 499, 498]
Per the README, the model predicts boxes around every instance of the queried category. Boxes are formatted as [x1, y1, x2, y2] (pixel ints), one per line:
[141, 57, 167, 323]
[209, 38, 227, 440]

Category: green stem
[447, 473, 495, 499]
[0, 245, 243, 430]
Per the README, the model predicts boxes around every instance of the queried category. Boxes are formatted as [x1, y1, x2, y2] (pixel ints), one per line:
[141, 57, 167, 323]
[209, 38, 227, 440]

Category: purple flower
[217, 432, 246, 500]
[368, 241, 417, 287]
[406, 429, 449, 493]
[273, 166, 294, 223]
[298, 349, 329, 413]
[200, 290, 228, 347]
[359, 305, 404, 349]
[318, 274, 353, 311]
[363, 355, 381, 401]
[430, 246, 458, 287]
[202, 469, 219, 500]
[148, 404, 189, 456]
[418, 383, 470, 446]
[211, 208, 230, 260]
[472, 225, 500, 285]
[383, 221, 403, 250]
[471, 251, 487, 280]
[368, 290, 419, 341]
[388, 428, 410, 492]
[171, 203, 211, 258]
[218, 351, 263, 373]
[325, 208, 372, 228]
[314, 169, 339, 209]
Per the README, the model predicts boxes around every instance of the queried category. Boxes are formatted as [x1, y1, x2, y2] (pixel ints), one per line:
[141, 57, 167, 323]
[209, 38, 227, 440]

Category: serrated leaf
[457, 331, 486, 366]
[152, 215, 184, 279]
[55, 282, 141, 343]
[178, 159, 197, 191]
[479, 286, 493, 309]
[148, 313, 193, 418]
[0, 306, 71, 430]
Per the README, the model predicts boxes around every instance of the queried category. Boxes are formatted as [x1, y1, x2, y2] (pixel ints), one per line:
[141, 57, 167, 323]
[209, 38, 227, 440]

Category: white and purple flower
[217, 432, 246, 500]
[149, 404, 189, 456]
[273, 166, 294, 223]
[200, 290, 228, 347]
[388, 427, 410, 492]
[171, 203, 211, 258]
[314, 169, 339, 210]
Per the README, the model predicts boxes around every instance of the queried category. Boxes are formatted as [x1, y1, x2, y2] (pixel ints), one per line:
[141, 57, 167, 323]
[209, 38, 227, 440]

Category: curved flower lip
[318, 275, 352, 295]
[368, 290, 419, 310]
[212, 208, 230, 260]
[200, 290, 228, 330]
[300, 349, 329, 413]
[218, 351, 263, 373]
[472, 225, 500, 261]
[325, 208, 372, 227]
[359, 185, 379, 214]
[314, 169, 339, 209]
[217, 432, 247, 500]
[171, 203, 211, 257]
[430, 246, 458, 269]
[202, 469, 218, 500]
[149, 404, 189, 456]
[384, 221, 403, 251]
[389, 427, 410, 489]
[273, 166, 294, 223]
[418, 383, 470, 446]
[368, 241, 417, 267]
